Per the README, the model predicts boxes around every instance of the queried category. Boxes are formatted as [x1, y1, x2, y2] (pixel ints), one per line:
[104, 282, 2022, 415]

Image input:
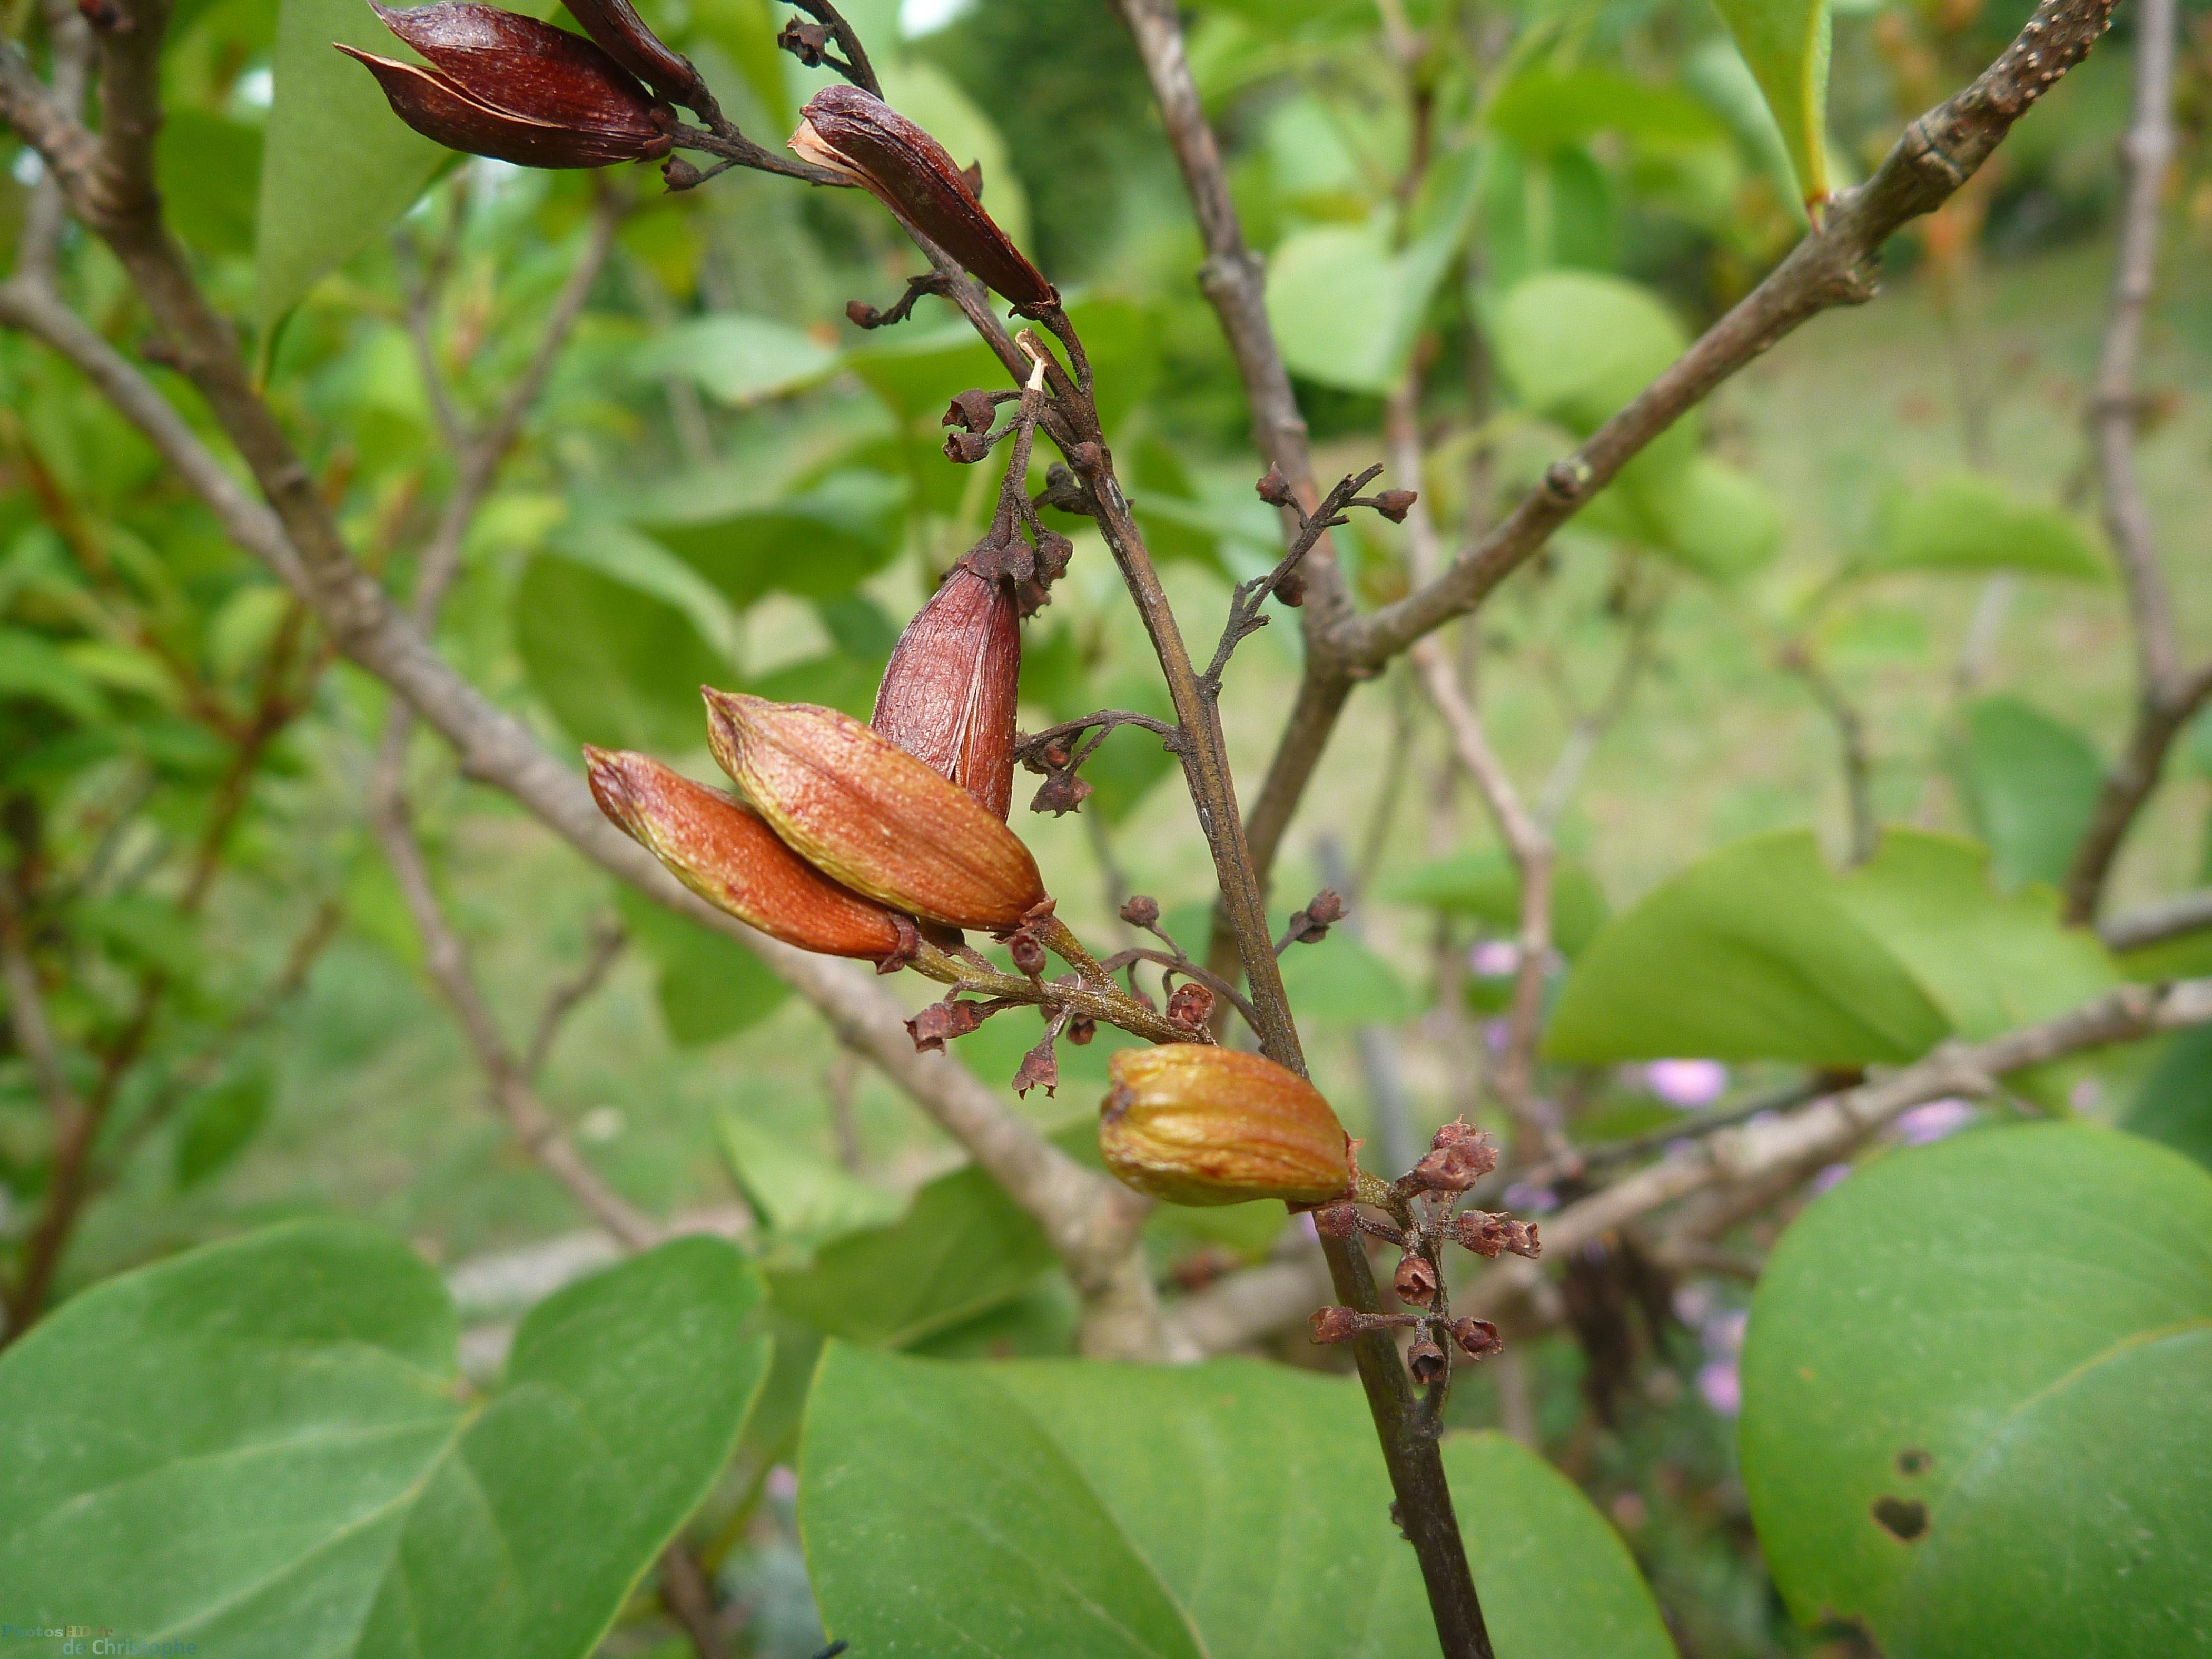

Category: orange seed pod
[1098, 1045, 1352, 1207]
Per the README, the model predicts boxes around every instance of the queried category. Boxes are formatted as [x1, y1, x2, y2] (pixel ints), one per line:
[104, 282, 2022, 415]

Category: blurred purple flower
[1470, 940, 1520, 978]
[1482, 1018, 1512, 1057]
[1704, 1308, 1748, 1356]
[2069, 1076, 2103, 1112]
[1644, 1058, 1728, 1109]
[1697, 1357, 1741, 1416]
[1894, 1098, 1976, 1146]
[766, 1464, 799, 1504]
[1810, 1161, 1853, 1196]
[1502, 1182, 1558, 1215]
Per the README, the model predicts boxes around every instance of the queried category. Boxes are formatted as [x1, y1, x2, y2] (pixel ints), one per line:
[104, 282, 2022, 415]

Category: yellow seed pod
[1099, 1045, 1351, 1207]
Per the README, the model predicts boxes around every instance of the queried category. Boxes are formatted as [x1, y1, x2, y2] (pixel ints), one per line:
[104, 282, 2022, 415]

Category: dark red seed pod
[1449, 1317, 1502, 1359]
[1166, 981, 1214, 1029]
[560, 0, 708, 108]
[790, 85, 1054, 309]
[342, 4, 670, 169]
[872, 562, 1021, 821]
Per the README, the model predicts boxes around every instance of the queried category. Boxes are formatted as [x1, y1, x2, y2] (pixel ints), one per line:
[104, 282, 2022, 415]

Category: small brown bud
[1407, 1338, 1449, 1385]
[1305, 889, 1347, 926]
[1166, 981, 1214, 1028]
[1029, 771, 1093, 817]
[1274, 568, 1307, 608]
[1009, 931, 1047, 976]
[1310, 1305, 1365, 1344]
[1448, 1317, 1503, 1359]
[1099, 1045, 1352, 1207]
[1255, 465, 1295, 508]
[943, 429, 994, 465]
[871, 564, 1020, 819]
[343, 4, 674, 169]
[660, 155, 703, 190]
[1119, 895, 1160, 929]
[1313, 1202, 1360, 1239]
[942, 389, 1002, 434]
[1404, 1119, 1499, 1192]
[1041, 740, 1074, 770]
[775, 16, 834, 66]
[1066, 1015, 1096, 1046]
[906, 996, 990, 1053]
[1393, 1251, 1439, 1308]
[1370, 488, 1418, 524]
[791, 86, 1054, 308]
[1012, 1035, 1058, 1097]
[585, 748, 905, 961]
[704, 690, 1046, 932]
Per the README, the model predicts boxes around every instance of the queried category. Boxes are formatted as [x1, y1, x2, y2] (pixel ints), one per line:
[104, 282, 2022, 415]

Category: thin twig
[521, 914, 627, 1082]
[1780, 642, 1879, 867]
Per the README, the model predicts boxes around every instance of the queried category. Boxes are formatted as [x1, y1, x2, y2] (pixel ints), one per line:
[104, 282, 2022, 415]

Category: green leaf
[1952, 696, 2105, 892]
[1381, 847, 1611, 958]
[1475, 139, 1619, 293]
[802, 1346, 1677, 1658]
[1604, 453, 1785, 580]
[1872, 472, 2109, 581]
[1545, 829, 2113, 1064]
[257, 0, 446, 329]
[0, 626, 108, 722]
[157, 110, 265, 258]
[0, 1221, 771, 1656]
[1740, 1124, 2212, 1656]
[1706, 0, 1832, 203]
[1486, 65, 1731, 152]
[1486, 271, 1696, 476]
[173, 1064, 275, 1188]
[718, 1109, 903, 1248]
[768, 1160, 1059, 1347]
[512, 552, 730, 753]
[628, 314, 840, 407]
[1266, 220, 1449, 396]
[1276, 933, 1417, 1025]
[2124, 1024, 2212, 1171]
[614, 884, 789, 1044]
[637, 470, 907, 609]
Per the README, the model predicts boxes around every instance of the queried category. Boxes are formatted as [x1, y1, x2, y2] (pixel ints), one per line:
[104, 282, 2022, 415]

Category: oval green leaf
[1740, 1124, 2212, 1655]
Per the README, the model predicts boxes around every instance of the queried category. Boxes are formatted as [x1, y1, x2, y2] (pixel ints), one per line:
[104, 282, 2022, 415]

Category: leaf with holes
[1741, 1124, 2212, 1656]
[0, 1221, 771, 1657]
[801, 1345, 1677, 1658]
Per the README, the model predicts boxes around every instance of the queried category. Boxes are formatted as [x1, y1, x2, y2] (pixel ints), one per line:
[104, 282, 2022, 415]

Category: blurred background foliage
[4, 0, 2212, 1650]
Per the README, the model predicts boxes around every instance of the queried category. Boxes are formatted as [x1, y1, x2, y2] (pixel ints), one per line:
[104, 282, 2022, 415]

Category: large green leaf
[1871, 473, 2109, 581]
[2125, 1024, 2212, 1171]
[1952, 696, 2105, 892]
[628, 313, 841, 407]
[1706, 0, 1831, 204]
[1475, 138, 1618, 291]
[513, 551, 729, 753]
[1278, 933, 1418, 1025]
[1486, 271, 1697, 477]
[1588, 452, 1784, 580]
[768, 1160, 1059, 1346]
[0, 1221, 771, 1657]
[1741, 1124, 2212, 1656]
[1545, 829, 2112, 1064]
[158, 110, 265, 258]
[802, 1346, 1677, 1658]
[718, 1109, 903, 1249]
[1265, 215, 1463, 396]
[636, 470, 907, 609]
[257, 0, 445, 328]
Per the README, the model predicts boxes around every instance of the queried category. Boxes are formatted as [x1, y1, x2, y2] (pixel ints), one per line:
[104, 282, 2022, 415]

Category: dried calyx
[790, 85, 1055, 310]
[341, 3, 674, 169]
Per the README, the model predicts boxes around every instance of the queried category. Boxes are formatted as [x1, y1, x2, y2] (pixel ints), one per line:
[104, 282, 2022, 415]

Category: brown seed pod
[1407, 1337, 1449, 1385]
[1098, 1045, 1352, 1208]
[584, 747, 904, 960]
[789, 85, 1054, 308]
[559, 0, 707, 108]
[342, 3, 671, 168]
[871, 563, 1020, 820]
[703, 689, 1046, 932]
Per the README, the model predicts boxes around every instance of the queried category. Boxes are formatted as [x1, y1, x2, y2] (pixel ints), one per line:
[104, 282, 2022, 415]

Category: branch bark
[2062, 0, 2208, 923]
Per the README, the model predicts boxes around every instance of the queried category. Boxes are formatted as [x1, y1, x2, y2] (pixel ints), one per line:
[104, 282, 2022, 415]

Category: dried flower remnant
[789, 85, 1055, 309]
[341, 3, 673, 168]
[584, 747, 905, 961]
[1450, 1210, 1543, 1260]
[871, 562, 1020, 819]
[1393, 1251, 1440, 1308]
[1407, 1337, 1449, 1385]
[1098, 1045, 1351, 1207]
[1401, 1118, 1500, 1193]
[703, 690, 1046, 932]
[1448, 1317, 1503, 1360]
